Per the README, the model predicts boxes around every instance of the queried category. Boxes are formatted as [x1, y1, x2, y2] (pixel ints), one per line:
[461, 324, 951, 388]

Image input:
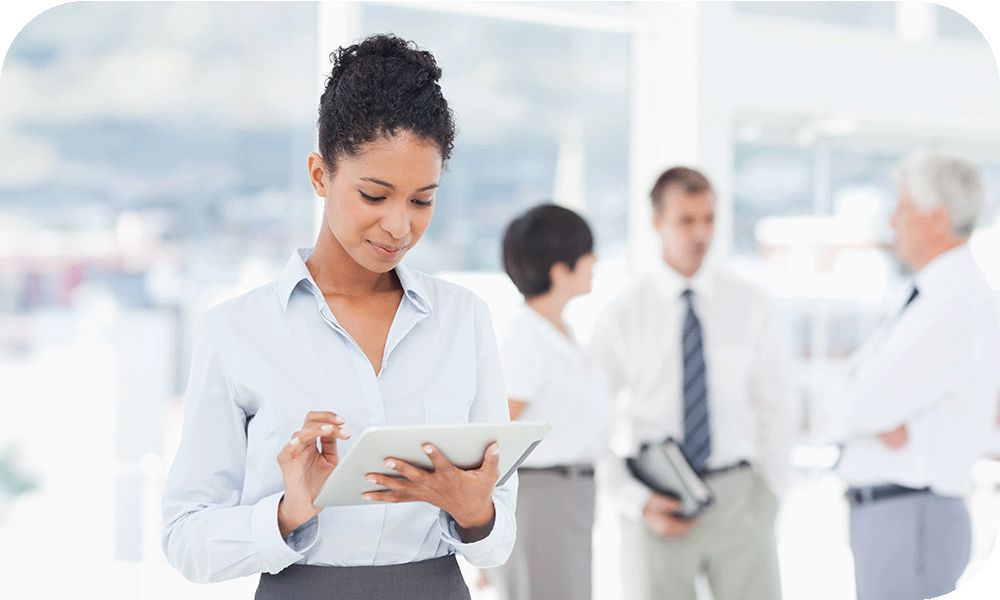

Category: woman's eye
[359, 190, 386, 202]
[412, 198, 434, 207]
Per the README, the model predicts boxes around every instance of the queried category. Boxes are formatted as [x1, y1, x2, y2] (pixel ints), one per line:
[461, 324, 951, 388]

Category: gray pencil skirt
[255, 554, 471, 600]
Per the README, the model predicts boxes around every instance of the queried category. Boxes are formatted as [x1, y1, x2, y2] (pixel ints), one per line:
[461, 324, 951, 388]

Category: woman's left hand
[364, 442, 500, 532]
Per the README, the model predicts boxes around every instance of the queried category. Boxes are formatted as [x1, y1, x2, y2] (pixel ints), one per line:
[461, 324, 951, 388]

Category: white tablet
[313, 421, 551, 507]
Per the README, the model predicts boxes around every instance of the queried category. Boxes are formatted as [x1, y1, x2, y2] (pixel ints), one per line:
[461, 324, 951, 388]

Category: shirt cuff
[250, 491, 315, 574]
[618, 472, 652, 521]
[436, 506, 514, 568]
[285, 513, 320, 553]
[597, 453, 651, 521]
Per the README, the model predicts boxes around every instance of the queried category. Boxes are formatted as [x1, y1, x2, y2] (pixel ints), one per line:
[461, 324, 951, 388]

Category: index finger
[303, 411, 345, 428]
[383, 457, 431, 482]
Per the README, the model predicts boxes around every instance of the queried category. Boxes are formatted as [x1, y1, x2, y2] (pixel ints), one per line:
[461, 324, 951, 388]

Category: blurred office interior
[1, 2, 999, 598]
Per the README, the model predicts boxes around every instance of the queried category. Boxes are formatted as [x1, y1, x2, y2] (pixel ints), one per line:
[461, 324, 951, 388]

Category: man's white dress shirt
[161, 248, 517, 583]
[825, 244, 1000, 497]
[590, 260, 795, 518]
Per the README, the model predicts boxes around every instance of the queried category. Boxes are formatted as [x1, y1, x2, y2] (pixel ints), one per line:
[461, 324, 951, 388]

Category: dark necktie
[680, 289, 711, 473]
[902, 285, 919, 312]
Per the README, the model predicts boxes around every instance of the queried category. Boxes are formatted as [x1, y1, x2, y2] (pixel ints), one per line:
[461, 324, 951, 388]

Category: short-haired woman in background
[486, 204, 612, 600]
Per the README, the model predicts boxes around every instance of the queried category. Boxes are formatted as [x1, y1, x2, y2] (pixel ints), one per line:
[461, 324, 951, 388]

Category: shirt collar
[650, 258, 715, 301]
[277, 247, 316, 312]
[913, 243, 973, 299]
[394, 262, 433, 315]
[276, 247, 433, 315]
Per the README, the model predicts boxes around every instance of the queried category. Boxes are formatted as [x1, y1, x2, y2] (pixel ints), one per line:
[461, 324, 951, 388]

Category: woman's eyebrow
[360, 177, 438, 192]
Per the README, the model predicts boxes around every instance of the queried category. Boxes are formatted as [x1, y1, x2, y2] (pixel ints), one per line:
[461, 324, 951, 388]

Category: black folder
[626, 437, 715, 519]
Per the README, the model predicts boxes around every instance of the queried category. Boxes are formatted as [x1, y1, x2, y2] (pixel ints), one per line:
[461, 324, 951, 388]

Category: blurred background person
[591, 166, 794, 600]
[819, 152, 1000, 600]
[482, 203, 611, 600]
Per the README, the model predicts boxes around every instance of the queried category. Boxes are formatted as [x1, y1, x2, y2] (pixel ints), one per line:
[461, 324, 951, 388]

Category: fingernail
[290, 436, 301, 445]
[423, 444, 434, 454]
[385, 459, 396, 469]
[365, 477, 376, 484]
[341, 428, 352, 437]
[320, 424, 333, 432]
[333, 416, 345, 424]
[363, 495, 373, 501]
[491, 445, 500, 456]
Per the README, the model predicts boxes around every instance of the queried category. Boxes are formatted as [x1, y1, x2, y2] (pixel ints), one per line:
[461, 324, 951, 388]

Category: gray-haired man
[823, 152, 1000, 600]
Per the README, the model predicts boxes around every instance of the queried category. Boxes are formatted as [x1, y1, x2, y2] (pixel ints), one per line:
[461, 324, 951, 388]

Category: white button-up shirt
[161, 248, 517, 583]
[824, 244, 1000, 497]
[499, 305, 613, 468]
[590, 260, 795, 518]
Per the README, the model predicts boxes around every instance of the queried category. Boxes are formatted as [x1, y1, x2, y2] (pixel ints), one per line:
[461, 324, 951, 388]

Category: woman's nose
[380, 202, 410, 239]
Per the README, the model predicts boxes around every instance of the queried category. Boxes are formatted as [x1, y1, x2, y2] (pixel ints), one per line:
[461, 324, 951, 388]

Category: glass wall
[359, 4, 630, 273]
[0, 3, 318, 595]
[733, 118, 1000, 364]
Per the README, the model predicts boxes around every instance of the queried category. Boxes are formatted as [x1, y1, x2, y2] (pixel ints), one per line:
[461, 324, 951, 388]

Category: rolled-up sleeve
[437, 298, 517, 568]
[597, 441, 651, 521]
[589, 304, 626, 395]
[590, 304, 650, 518]
[161, 312, 317, 583]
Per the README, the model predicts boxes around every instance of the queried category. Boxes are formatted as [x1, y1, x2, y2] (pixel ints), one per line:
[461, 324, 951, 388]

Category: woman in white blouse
[486, 204, 612, 600]
[161, 35, 516, 599]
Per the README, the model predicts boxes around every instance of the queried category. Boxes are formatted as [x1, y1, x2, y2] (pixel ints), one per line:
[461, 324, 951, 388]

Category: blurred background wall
[1, 2, 998, 598]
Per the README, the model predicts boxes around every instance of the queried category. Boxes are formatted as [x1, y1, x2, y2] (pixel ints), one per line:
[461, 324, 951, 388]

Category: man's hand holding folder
[642, 493, 697, 538]
[626, 438, 715, 537]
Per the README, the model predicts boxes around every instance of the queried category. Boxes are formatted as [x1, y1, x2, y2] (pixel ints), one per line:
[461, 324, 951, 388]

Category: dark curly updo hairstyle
[317, 34, 456, 172]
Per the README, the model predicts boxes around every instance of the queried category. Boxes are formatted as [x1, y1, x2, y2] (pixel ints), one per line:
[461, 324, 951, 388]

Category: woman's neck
[306, 224, 399, 297]
[526, 291, 571, 338]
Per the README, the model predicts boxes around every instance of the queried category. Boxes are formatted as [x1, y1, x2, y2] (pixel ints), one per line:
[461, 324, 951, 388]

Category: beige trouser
[619, 467, 781, 600]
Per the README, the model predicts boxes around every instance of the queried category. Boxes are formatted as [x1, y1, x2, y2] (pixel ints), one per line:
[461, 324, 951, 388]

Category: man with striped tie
[592, 166, 793, 600]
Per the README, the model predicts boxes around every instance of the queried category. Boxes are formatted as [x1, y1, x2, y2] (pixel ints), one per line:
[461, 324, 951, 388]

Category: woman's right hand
[276, 411, 351, 537]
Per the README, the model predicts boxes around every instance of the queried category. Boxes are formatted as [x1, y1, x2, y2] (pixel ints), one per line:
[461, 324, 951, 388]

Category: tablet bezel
[312, 420, 550, 507]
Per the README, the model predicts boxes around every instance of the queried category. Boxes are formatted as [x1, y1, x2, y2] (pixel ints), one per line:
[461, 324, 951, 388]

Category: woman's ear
[549, 262, 570, 288]
[307, 152, 329, 197]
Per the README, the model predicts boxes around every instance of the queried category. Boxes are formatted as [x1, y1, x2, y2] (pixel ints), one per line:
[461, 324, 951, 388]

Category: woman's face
[310, 130, 442, 273]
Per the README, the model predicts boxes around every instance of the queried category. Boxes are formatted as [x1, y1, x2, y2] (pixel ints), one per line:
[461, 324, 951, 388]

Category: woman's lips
[368, 240, 405, 258]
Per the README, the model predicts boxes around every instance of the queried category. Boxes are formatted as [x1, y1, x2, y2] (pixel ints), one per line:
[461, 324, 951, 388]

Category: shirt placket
[313, 300, 387, 564]
[314, 292, 429, 565]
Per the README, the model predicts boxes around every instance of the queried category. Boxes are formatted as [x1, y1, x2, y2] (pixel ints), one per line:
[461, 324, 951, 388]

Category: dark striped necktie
[680, 288, 711, 473]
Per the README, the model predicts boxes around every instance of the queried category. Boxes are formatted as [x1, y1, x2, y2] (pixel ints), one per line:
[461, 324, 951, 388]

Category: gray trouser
[849, 492, 971, 600]
[490, 468, 596, 600]
[619, 467, 782, 600]
[255, 554, 470, 600]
